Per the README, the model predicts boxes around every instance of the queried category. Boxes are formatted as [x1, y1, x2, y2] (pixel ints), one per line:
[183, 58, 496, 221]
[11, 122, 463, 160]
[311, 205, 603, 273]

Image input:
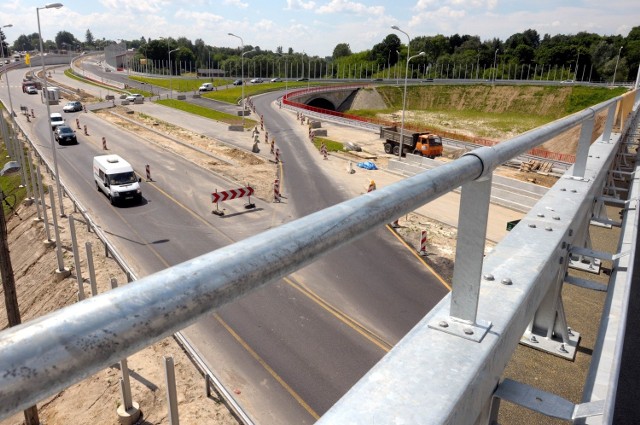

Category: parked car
[126, 93, 144, 102]
[49, 112, 65, 130]
[270, 77, 282, 82]
[250, 78, 263, 83]
[561, 80, 575, 84]
[25, 86, 38, 94]
[232, 79, 243, 86]
[54, 125, 77, 145]
[62, 101, 83, 112]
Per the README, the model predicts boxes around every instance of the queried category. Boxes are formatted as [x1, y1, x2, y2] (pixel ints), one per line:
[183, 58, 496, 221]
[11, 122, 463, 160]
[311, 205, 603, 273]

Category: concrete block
[121, 100, 130, 105]
[133, 97, 144, 104]
[193, 94, 201, 98]
[309, 121, 322, 129]
[176, 94, 186, 100]
[236, 109, 250, 116]
[312, 129, 327, 137]
[116, 401, 141, 425]
[228, 125, 244, 132]
[105, 95, 115, 100]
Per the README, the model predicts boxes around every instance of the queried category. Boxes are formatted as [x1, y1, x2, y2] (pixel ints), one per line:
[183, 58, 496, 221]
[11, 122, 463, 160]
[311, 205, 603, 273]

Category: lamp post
[395, 50, 400, 84]
[612, 46, 623, 86]
[37, 2, 65, 217]
[168, 48, 179, 98]
[492, 48, 499, 81]
[476, 50, 480, 80]
[392, 25, 422, 161]
[1, 24, 15, 117]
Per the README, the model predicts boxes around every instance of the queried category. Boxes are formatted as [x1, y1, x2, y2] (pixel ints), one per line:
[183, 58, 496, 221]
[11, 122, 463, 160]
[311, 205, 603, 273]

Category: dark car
[232, 79, 243, 86]
[54, 125, 78, 145]
[296, 78, 309, 82]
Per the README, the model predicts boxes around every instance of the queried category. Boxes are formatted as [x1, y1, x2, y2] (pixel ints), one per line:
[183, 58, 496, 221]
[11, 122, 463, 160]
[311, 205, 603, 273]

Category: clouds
[285, 0, 317, 10]
[99, 0, 169, 14]
[316, 0, 385, 16]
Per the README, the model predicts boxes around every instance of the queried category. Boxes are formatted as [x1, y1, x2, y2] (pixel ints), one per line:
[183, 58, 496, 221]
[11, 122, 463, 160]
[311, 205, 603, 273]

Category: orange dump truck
[380, 126, 443, 159]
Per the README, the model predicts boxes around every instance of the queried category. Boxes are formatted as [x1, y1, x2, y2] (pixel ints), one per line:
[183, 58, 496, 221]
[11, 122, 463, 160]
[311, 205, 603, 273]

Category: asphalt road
[4, 65, 451, 423]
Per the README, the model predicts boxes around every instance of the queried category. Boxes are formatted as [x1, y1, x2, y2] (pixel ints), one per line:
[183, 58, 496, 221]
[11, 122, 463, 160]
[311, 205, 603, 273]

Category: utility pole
[0, 190, 40, 425]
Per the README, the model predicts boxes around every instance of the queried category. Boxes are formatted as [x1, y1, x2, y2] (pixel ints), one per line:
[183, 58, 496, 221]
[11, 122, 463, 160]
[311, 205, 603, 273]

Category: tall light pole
[168, 48, 179, 98]
[612, 46, 623, 86]
[395, 50, 400, 84]
[0, 24, 17, 120]
[1, 24, 15, 117]
[492, 48, 499, 81]
[476, 50, 480, 80]
[228, 33, 246, 125]
[37, 2, 65, 217]
[574, 50, 580, 81]
[392, 25, 420, 162]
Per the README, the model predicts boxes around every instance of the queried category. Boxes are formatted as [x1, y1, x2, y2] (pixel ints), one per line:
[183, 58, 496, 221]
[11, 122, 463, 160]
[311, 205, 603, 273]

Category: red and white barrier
[145, 164, 152, 181]
[275, 148, 281, 163]
[211, 185, 255, 216]
[273, 179, 281, 203]
[102, 137, 107, 150]
[84, 125, 88, 136]
[76, 118, 80, 129]
[419, 230, 428, 256]
[270, 139, 275, 154]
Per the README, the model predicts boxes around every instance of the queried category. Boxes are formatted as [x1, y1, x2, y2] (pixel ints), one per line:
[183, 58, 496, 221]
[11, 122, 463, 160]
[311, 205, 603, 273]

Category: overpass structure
[1, 60, 640, 424]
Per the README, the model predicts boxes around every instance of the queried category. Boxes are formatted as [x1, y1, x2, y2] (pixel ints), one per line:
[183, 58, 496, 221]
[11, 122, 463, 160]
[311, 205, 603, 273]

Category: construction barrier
[211, 185, 255, 216]
[102, 137, 107, 150]
[31, 109, 35, 118]
[275, 148, 281, 164]
[76, 118, 80, 129]
[270, 139, 275, 154]
[273, 179, 281, 203]
[84, 125, 88, 136]
[419, 230, 428, 256]
[145, 164, 152, 182]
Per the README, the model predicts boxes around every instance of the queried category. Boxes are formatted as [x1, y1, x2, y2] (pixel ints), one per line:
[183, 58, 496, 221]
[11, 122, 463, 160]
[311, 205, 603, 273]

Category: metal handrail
[0, 88, 633, 421]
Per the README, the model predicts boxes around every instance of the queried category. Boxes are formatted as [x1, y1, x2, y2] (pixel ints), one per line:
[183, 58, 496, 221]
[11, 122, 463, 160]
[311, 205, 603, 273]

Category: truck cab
[414, 134, 443, 159]
[93, 155, 142, 205]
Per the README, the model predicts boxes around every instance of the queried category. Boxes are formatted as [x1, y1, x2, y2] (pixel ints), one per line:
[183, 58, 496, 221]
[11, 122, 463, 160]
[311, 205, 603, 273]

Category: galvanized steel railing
[0, 86, 638, 423]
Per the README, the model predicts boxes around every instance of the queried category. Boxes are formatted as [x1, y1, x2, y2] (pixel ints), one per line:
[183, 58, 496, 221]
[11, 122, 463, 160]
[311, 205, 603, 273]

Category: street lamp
[492, 48, 499, 81]
[396, 50, 400, 84]
[1, 24, 15, 117]
[476, 50, 480, 80]
[168, 48, 179, 98]
[229, 33, 251, 126]
[37, 2, 65, 217]
[392, 25, 423, 161]
[612, 46, 623, 86]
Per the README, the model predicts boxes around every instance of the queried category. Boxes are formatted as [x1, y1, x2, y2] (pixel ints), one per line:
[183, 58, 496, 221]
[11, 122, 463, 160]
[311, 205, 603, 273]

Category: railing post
[602, 102, 618, 142]
[429, 174, 493, 341]
[573, 110, 595, 179]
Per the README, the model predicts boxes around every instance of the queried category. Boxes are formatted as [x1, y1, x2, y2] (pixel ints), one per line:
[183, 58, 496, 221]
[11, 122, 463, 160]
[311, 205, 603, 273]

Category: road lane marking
[285, 275, 392, 352]
[386, 224, 452, 291]
[214, 313, 320, 421]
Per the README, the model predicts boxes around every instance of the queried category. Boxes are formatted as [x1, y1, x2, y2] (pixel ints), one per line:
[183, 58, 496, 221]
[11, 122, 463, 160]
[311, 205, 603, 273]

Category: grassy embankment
[348, 84, 628, 140]
[154, 99, 257, 129]
[0, 129, 29, 216]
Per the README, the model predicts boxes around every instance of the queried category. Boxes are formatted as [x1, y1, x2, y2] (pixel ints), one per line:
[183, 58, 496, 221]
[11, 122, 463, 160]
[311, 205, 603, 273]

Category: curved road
[3, 64, 450, 423]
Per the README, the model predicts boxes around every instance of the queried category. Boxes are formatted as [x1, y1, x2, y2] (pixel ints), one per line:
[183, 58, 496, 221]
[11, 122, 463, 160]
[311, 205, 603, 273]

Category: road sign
[211, 186, 254, 204]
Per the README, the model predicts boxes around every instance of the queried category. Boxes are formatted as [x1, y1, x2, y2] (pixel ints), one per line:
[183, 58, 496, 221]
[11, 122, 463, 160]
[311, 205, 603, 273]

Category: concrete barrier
[312, 129, 328, 137]
[228, 125, 244, 132]
[236, 109, 250, 117]
[176, 95, 186, 100]
[121, 100, 130, 105]
[133, 97, 144, 104]
[310, 121, 322, 129]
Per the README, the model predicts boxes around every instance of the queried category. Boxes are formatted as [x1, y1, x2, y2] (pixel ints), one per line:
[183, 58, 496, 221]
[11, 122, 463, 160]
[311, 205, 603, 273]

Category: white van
[93, 155, 142, 205]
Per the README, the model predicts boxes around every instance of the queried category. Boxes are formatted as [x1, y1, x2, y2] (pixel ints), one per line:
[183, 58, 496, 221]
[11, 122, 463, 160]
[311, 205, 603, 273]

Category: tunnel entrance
[307, 97, 336, 111]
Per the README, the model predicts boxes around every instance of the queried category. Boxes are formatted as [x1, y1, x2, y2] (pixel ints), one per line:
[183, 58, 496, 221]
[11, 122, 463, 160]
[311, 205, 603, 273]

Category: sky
[1, 0, 638, 57]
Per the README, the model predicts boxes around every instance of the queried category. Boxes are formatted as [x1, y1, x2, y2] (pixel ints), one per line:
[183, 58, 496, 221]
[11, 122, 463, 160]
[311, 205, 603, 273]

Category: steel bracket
[428, 317, 492, 343]
[493, 378, 604, 421]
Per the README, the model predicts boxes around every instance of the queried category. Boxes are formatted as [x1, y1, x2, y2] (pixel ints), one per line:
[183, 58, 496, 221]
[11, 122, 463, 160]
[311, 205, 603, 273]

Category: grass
[313, 137, 344, 152]
[565, 86, 628, 114]
[130, 76, 328, 104]
[0, 136, 28, 217]
[64, 69, 129, 98]
[154, 99, 257, 128]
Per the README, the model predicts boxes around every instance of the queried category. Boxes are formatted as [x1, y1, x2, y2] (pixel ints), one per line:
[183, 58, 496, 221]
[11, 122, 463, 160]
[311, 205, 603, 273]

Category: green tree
[85, 29, 94, 45]
[0, 29, 8, 58]
[55, 31, 77, 50]
[333, 43, 352, 59]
